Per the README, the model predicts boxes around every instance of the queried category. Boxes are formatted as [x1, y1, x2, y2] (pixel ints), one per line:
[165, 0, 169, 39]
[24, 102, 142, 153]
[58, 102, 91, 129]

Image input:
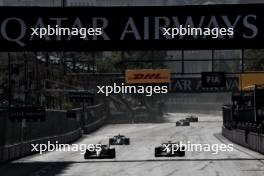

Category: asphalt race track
[0, 113, 264, 176]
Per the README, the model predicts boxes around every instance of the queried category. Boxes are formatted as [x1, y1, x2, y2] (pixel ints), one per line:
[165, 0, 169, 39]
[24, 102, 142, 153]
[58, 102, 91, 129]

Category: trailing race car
[155, 141, 185, 157]
[109, 134, 130, 145]
[176, 119, 190, 126]
[84, 145, 116, 159]
[186, 115, 198, 122]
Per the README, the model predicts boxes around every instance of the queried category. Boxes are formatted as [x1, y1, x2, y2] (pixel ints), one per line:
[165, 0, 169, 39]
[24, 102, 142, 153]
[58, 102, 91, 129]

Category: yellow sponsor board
[125, 69, 171, 84]
[239, 73, 264, 90]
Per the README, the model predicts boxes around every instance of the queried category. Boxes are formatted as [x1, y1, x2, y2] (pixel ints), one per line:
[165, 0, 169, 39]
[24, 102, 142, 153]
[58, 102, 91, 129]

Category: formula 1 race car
[155, 141, 185, 157]
[84, 145, 116, 159]
[109, 134, 130, 145]
[186, 115, 198, 122]
[176, 119, 190, 126]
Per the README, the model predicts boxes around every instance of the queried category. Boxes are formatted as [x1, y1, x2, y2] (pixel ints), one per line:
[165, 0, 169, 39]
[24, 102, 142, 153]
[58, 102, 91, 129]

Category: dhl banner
[125, 69, 171, 84]
[239, 73, 264, 90]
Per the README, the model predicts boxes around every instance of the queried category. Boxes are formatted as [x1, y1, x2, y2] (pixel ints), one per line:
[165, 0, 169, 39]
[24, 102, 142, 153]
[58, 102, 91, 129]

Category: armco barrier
[222, 127, 264, 154]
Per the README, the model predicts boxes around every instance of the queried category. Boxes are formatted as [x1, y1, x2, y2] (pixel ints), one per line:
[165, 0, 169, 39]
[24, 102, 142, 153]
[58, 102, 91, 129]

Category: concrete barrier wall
[2, 109, 80, 145]
[83, 103, 108, 133]
[222, 127, 264, 154]
[83, 116, 107, 134]
[0, 128, 82, 163]
[0, 109, 83, 163]
[0, 103, 109, 163]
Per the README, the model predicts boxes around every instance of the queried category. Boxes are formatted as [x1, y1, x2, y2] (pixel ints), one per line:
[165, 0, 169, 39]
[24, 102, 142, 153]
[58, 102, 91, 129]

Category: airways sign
[125, 69, 171, 84]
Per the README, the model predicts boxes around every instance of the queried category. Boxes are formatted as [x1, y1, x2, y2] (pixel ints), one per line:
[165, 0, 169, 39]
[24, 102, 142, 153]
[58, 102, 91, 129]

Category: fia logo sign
[201, 72, 226, 87]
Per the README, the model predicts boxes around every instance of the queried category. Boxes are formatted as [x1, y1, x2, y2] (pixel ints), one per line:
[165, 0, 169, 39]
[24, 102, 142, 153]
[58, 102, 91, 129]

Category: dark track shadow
[1, 157, 264, 176]
[0, 162, 72, 176]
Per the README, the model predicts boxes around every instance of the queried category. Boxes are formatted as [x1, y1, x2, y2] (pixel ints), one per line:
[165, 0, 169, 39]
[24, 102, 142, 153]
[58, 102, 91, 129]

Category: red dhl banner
[125, 69, 171, 84]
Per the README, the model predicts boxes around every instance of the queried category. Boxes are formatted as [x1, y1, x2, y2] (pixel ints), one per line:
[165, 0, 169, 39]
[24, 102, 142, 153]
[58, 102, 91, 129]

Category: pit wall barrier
[222, 127, 264, 154]
[0, 103, 108, 163]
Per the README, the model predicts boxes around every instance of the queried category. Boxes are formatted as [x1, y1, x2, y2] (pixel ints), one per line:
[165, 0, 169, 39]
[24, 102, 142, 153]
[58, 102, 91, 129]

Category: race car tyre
[178, 150, 185, 157]
[109, 149, 116, 158]
[109, 138, 115, 145]
[124, 138, 130, 145]
[155, 147, 161, 157]
[84, 150, 90, 159]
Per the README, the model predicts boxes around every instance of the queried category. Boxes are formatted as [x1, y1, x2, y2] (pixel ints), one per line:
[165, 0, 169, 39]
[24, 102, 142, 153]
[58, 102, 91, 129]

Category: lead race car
[186, 115, 199, 122]
[155, 141, 185, 157]
[176, 119, 190, 126]
[84, 144, 116, 159]
[109, 134, 130, 145]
